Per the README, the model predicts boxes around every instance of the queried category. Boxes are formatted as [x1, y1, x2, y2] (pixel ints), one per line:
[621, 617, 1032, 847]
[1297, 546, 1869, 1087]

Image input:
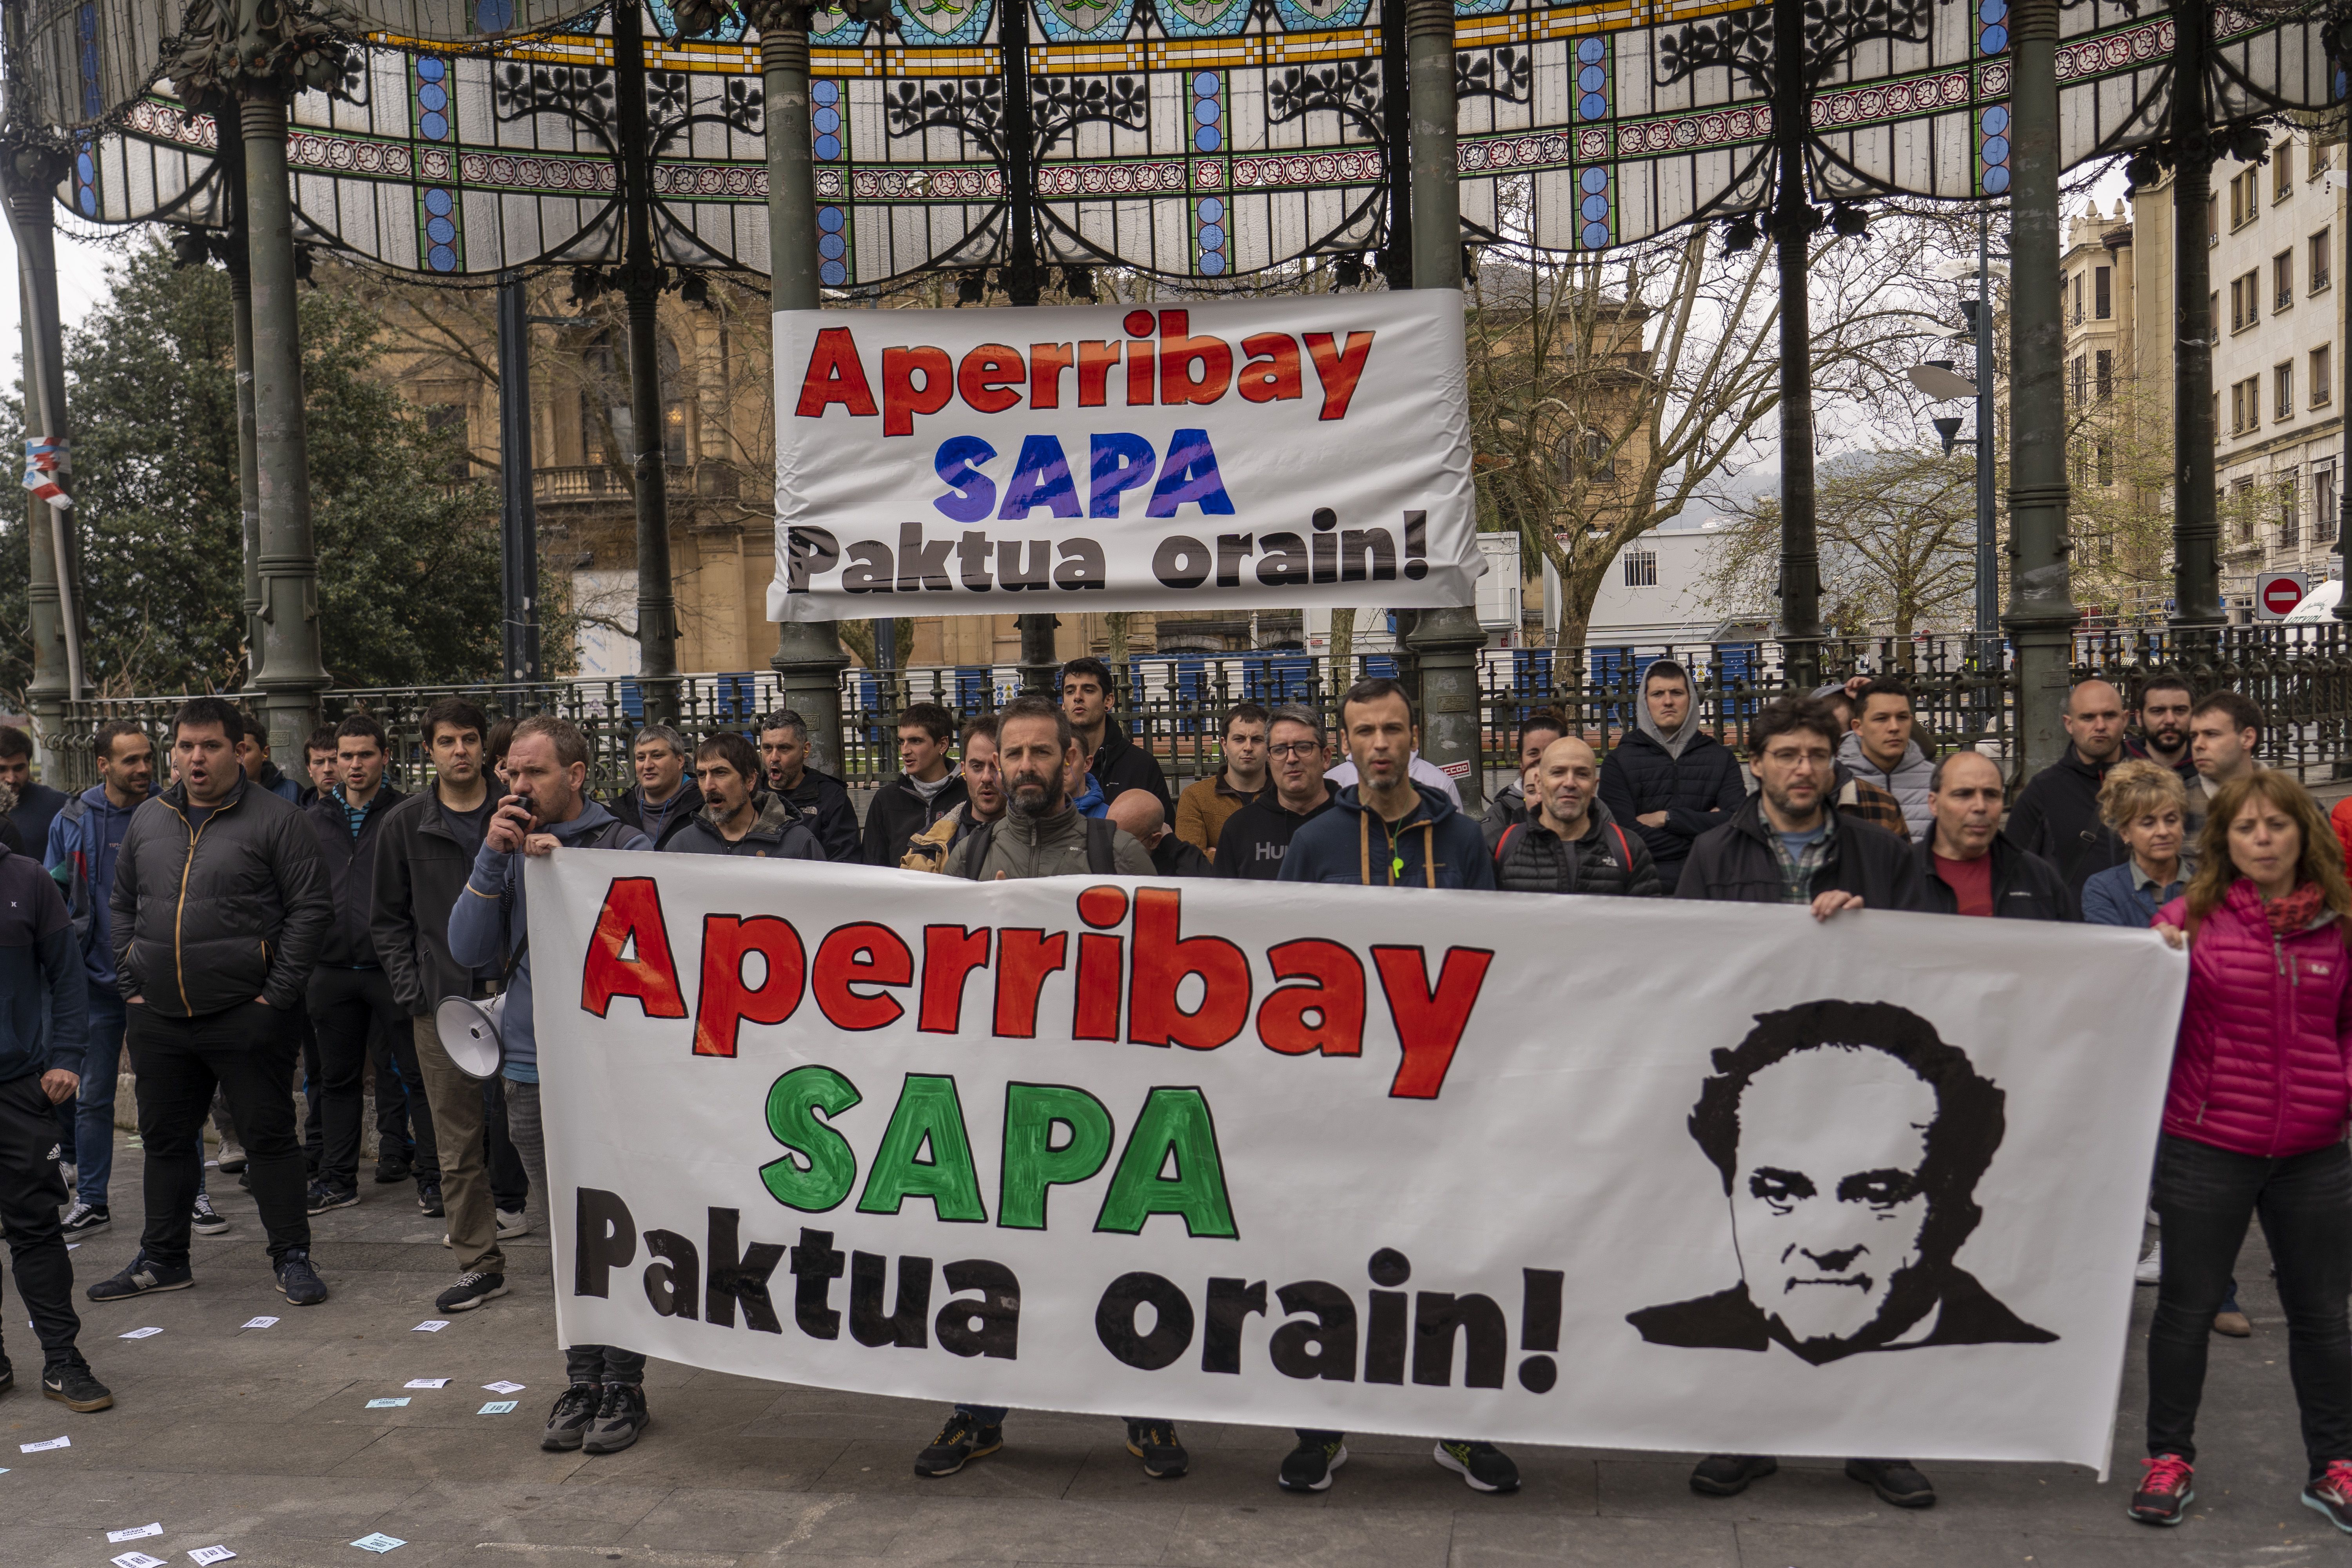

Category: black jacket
[861, 770, 970, 866]
[369, 787, 489, 1016]
[1491, 802, 1661, 897]
[111, 773, 332, 1015]
[2004, 747, 2131, 897]
[1673, 793, 1931, 910]
[1915, 836, 2077, 921]
[1149, 832, 1215, 878]
[1215, 795, 1338, 881]
[775, 767, 860, 861]
[1595, 728, 1747, 876]
[670, 793, 826, 860]
[7, 780, 67, 861]
[608, 784, 699, 850]
[1090, 717, 1171, 811]
[305, 785, 408, 969]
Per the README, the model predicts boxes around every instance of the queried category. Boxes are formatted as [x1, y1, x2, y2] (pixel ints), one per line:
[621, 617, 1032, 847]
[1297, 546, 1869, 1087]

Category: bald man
[1916, 750, 2074, 920]
[2003, 679, 2132, 897]
[1491, 736, 1661, 897]
[1107, 789, 1212, 878]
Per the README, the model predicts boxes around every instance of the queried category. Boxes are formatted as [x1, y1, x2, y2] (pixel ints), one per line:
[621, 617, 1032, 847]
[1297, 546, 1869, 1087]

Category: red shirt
[1933, 851, 1996, 917]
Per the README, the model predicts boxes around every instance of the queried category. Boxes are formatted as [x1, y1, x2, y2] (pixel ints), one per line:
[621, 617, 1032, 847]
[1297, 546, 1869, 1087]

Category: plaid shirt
[1770, 813, 1837, 904]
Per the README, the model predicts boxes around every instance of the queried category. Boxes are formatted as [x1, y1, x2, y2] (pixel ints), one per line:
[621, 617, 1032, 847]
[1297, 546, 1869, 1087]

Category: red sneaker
[2130, 1454, 2195, 1526]
[2302, 1458, 2352, 1534]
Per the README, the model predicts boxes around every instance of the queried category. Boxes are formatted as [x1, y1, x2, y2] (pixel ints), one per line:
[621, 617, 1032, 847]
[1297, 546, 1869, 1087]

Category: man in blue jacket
[0, 824, 109, 1410]
[1596, 659, 1746, 888]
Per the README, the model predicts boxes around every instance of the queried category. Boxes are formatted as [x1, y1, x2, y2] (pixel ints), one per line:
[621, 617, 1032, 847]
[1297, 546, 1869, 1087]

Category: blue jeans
[76, 984, 203, 1210]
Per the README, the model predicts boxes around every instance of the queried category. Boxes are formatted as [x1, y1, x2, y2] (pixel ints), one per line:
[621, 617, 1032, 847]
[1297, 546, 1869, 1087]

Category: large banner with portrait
[765, 292, 1480, 621]
[532, 852, 2184, 1473]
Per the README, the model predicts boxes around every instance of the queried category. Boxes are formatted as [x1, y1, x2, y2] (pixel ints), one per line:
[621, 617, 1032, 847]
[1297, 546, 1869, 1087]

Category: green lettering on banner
[998, 1083, 1116, 1230]
[858, 1074, 988, 1222]
[760, 1066, 863, 1212]
[1095, 1088, 1238, 1240]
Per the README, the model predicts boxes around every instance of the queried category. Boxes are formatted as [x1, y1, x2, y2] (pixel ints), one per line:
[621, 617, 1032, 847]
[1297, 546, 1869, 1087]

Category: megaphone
[434, 993, 507, 1082]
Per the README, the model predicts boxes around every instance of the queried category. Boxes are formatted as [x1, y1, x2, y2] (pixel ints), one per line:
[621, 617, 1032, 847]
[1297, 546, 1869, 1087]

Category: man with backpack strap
[1492, 737, 1662, 897]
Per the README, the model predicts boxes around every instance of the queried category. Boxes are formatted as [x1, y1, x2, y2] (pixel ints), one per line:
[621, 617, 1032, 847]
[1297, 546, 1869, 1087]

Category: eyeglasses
[1268, 742, 1322, 758]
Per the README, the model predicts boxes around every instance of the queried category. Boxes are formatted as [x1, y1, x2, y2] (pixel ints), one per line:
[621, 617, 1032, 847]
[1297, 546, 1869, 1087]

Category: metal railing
[36, 624, 2352, 801]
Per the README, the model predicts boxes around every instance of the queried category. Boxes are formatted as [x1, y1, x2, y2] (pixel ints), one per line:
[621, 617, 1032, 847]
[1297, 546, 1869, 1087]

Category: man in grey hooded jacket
[1595, 659, 1746, 888]
[1836, 675, 1935, 842]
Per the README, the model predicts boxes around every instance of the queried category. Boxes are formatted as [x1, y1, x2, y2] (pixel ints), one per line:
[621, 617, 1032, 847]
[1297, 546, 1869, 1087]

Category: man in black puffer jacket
[1597, 659, 1746, 888]
[1492, 737, 1660, 897]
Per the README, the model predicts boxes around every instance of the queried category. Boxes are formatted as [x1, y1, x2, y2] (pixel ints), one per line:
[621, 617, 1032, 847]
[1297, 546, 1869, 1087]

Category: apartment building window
[2210, 197, 2221, 245]
[1622, 549, 1659, 588]
[2096, 348, 2113, 400]
[2233, 477, 2258, 540]
[2282, 482, 2301, 548]
[2231, 168, 2259, 229]
[2315, 229, 2334, 292]
[2319, 461, 2340, 543]
[2071, 356, 2087, 405]
[2094, 265, 2112, 319]
[2277, 250, 2296, 312]
[2071, 273, 2084, 327]
[2233, 376, 2261, 433]
[2234, 272, 2266, 330]
[2097, 440, 2114, 487]
[2278, 361, 2296, 420]
[2315, 142, 2336, 178]
[2316, 344, 2335, 407]
[2276, 147, 2295, 201]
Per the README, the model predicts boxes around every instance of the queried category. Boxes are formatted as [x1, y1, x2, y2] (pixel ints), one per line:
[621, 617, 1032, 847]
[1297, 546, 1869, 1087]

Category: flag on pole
[23, 437, 70, 510]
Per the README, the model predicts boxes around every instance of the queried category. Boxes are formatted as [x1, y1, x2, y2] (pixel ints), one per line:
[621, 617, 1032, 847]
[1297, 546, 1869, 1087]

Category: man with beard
[755, 711, 860, 861]
[900, 716, 1008, 873]
[2004, 679, 2134, 897]
[668, 733, 822, 859]
[2131, 676, 2196, 781]
[917, 699, 1163, 1479]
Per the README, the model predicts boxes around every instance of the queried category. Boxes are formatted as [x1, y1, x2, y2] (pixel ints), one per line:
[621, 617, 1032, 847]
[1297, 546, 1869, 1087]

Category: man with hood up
[1596, 659, 1746, 888]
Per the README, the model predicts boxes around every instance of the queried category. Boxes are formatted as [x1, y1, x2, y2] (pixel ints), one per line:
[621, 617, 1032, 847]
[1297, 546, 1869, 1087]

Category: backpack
[956, 816, 1120, 879]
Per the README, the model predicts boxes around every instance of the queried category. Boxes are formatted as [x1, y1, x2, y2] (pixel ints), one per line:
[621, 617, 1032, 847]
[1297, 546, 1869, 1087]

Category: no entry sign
[2257, 571, 2309, 620]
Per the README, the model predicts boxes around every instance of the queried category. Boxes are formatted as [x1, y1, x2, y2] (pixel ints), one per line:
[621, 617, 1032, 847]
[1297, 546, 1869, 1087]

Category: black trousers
[0, 1073, 85, 1369]
[485, 1074, 527, 1213]
[2148, 1133, 2352, 1479]
[307, 968, 438, 1190]
[127, 1001, 310, 1271]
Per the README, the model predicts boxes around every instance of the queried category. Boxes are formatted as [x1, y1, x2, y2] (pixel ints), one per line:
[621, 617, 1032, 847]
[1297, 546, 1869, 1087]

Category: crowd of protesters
[1, 650, 2349, 1530]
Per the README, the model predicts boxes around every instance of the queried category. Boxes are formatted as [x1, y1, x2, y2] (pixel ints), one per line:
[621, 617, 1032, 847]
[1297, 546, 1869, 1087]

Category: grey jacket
[1837, 732, 1935, 842]
[111, 773, 332, 1016]
[951, 805, 1152, 880]
[669, 793, 825, 859]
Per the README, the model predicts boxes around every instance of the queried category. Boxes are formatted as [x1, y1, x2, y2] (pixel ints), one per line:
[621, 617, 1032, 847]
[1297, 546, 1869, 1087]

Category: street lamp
[1920, 223, 2008, 653]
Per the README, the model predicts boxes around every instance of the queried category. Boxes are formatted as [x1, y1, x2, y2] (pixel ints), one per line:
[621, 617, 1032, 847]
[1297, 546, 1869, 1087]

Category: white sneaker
[2136, 1242, 2162, 1285]
[497, 1209, 530, 1240]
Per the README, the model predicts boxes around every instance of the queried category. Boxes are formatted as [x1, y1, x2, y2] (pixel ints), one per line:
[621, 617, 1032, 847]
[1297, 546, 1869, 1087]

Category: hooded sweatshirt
[44, 783, 143, 988]
[1595, 659, 1747, 878]
[1277, 783, 1496, 889]
[1837, 731, 1935, 842]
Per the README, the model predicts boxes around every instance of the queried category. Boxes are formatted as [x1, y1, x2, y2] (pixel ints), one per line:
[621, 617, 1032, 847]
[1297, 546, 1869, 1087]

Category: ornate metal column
[748, 0, 852, 768]
[2004, 0, 2076, 775]
[223, 139, 267, 690]
[615, 0, 682, 726]
[2166, 0, 2223, 643]
[1768, 0, 1822, 695]
[496, 272, 543, 686]
[1399, 0, 1487, 807]
[2, 140, 77, 760]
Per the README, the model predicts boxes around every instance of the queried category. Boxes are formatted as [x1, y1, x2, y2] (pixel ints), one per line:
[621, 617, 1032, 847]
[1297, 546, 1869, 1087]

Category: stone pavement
[0, 1133, 2341, 1568]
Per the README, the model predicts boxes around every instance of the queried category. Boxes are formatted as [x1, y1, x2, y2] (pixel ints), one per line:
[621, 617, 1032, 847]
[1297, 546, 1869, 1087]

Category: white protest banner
[532, 853, 2183, 1471]
[766, 292, 1479, 620]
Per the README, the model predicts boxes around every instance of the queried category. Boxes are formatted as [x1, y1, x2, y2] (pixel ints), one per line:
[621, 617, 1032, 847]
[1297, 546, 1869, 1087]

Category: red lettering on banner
[1076, 341, 1120, 407]
[1159, 310, 1234, 405]
[1030, 343, 1074, 408]
[694, 914, 805, 1056]
[1256, 938, 1365, 1056]
[581, 877, 688, 1020]
[1237, 333, 1303, 403]
[958, 344, 1025, 413]
[812, 921, 915, 1030]
[993, 929, 1069, 1038]
[918, 925, 994, 1033]
[1073, 885, 1127, 1042]
[1370, 945, 1495, 1099]
[1304, 331, 1377, 420]
[793, 327, 879, 419]
[1128, 887, 1252, 1050]
[881, 345, 954, 437]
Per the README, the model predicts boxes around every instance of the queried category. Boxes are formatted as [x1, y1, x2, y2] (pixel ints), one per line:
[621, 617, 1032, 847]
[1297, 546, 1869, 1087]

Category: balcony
[533, 464, 748, 505]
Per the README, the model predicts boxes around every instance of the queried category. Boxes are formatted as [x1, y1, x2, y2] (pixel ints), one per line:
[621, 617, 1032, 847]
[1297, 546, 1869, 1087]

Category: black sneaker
[374, 1156, 412, 1185]
[543, 1383, 601, 1452]
[306, 1181, 359, 1215]
[42, 1363, 112, 1412]
[59, 1202, 110, 1236]
[1278, 1436, 1347, 1492]
[1847, 1457, 1935, 1508]
[2130, 1454, 2195, 1525]
[1126, 1421, 1188, 1479]
[191, 1193, 230, 1235]
[2304, 1460, 2352, 1533]
[913, 1410, 1004, 1477]
[582, 1382, 649, 1455]
[87, 1252, 193, 1302]
[1433, 1441, 1519, 1494]
[436, 1272, 508, 1312]
[1690, 1454, 1777, 1496]
[417, 1183, 445, 1218]
[274, 1248, 328, 1306]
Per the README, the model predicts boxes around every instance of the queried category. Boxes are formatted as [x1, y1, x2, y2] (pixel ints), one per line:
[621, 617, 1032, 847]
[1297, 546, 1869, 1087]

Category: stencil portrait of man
[1628, 999, 2056, 1365]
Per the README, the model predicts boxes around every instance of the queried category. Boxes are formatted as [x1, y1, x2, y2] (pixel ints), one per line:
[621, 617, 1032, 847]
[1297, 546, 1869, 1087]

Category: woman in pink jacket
[2132, 769, 2352, 1530]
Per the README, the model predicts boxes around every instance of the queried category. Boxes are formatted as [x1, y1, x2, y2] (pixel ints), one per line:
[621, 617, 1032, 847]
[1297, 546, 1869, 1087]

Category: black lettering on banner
[1201, 1277, 1268, 1374]
[1412, 1292, 1509, 1389]
[705, 1207, 786, 1334]
[936, 1259, 1023, 1359]
[1095, 1271, 1196, 1371]
[574, 1188, 636, 1299]
[1364, 1247, 1410, 1384]
[1520, 1267, 1564, 1393]
[789, 1227, 846, 1339]
[850, 1251, 935, 1349]
[642, 1228, 702, 1320]
[1269, 1281, 1358, 1381]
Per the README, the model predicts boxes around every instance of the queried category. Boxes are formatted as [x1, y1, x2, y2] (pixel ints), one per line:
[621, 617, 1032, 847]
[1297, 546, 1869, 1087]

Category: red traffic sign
[2258, 571, 2309, 620]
